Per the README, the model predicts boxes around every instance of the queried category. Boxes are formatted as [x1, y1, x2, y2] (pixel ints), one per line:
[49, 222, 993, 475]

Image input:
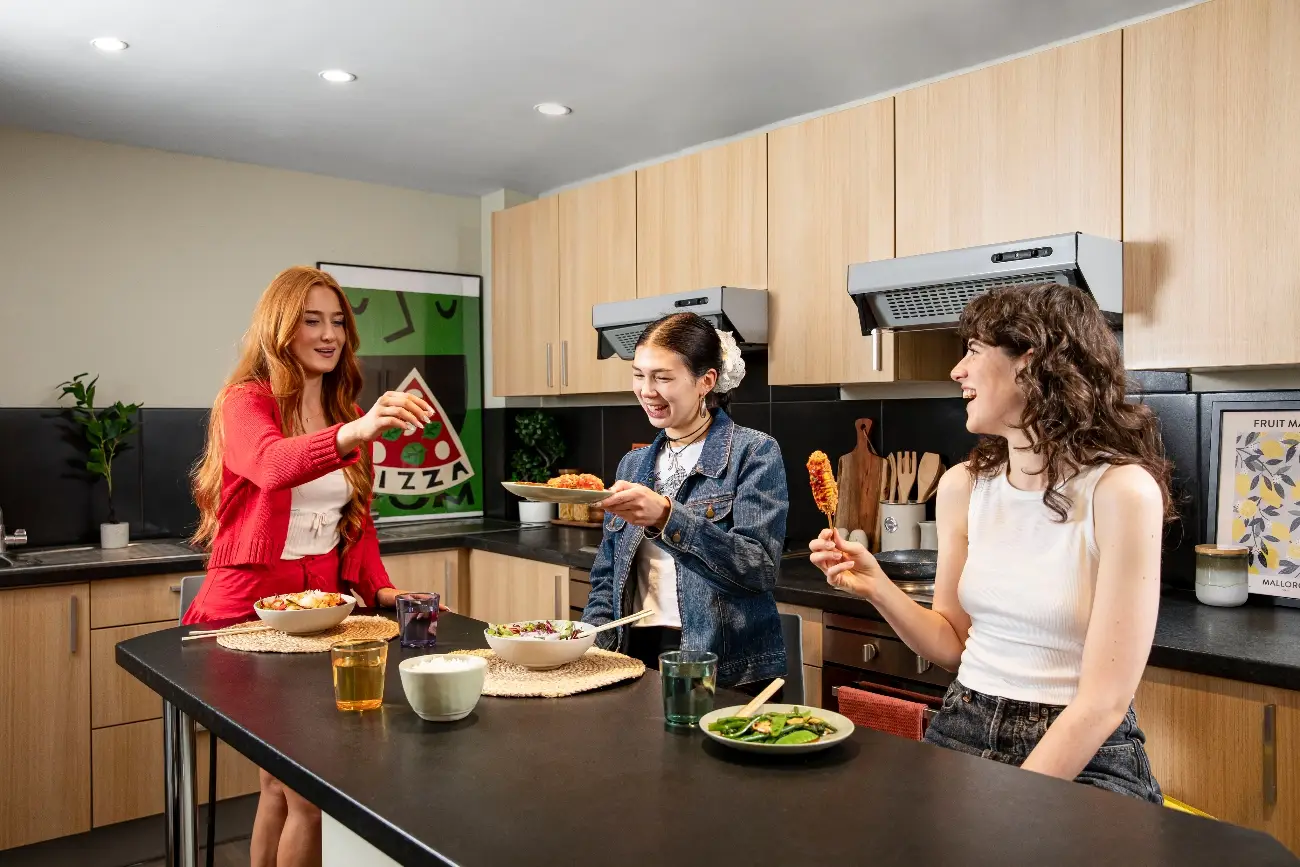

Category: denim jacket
[580, 409, 788, 687]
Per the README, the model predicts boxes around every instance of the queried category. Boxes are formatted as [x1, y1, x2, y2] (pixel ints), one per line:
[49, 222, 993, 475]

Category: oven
[820, 612, 955, 731]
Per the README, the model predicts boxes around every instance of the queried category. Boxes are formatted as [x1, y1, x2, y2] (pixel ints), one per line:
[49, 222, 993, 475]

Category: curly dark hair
[958, 282, 1173, 522]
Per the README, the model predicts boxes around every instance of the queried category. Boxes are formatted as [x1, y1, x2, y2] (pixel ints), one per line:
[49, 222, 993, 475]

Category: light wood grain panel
[491, 196, 560, 396]
[467, 550, 567, 625]
[637, 136, 767, 297]
[559, 172, 636, 394]
[1123, 0, 1300, 369]
[776, 601, 823, 668]
[381, 550, 469, 612]
[92, 721, 261, 828]
[803, 665, 823, 708]
[895, 32, 1121, 257]
[92, 621, 174, 728]
[91, 573, 190, 628]
[0, 584, 91, 849]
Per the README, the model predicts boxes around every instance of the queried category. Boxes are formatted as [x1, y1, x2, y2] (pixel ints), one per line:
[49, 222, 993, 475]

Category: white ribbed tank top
[282, 470, 350, 561]
[955, 463, 1111, 705]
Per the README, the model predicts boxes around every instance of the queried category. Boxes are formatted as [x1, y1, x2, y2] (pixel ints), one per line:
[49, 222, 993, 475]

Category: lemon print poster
[1215, 410, 1300, 599]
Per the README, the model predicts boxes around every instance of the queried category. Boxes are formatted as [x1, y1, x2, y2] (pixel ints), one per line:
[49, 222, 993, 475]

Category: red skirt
[182, 549, 342, 625]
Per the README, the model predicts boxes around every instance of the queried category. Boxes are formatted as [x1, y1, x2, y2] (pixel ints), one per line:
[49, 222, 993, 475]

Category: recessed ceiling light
[534, 103, 572, 116]
[319, 70, 357, 83]
[90, 37, 129, 52]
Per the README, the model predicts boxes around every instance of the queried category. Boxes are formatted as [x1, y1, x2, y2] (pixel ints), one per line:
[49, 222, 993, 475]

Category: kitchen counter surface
[11, 519, 1300, 692]
[116, 612, 1297, 867]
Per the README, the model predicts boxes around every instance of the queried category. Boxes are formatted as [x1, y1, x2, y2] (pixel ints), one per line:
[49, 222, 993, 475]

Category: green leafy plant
[509, 410, 564, 483]
[58, 373, 141, 525]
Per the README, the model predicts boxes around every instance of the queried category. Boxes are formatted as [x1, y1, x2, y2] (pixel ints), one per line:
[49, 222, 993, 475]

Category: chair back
[779, 612, 805, 704]
[178, 575, 205, 623]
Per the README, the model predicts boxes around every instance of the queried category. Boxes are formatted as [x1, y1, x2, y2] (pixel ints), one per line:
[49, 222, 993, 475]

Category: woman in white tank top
[810, 283, 1172, 803]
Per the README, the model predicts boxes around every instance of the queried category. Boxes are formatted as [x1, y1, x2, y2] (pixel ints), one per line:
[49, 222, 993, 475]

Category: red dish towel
[836, 685, 927, 741]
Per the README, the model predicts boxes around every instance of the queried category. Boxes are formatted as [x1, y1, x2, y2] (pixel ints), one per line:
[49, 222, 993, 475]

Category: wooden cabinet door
[467, 550, 567, 625]
[895, 31, 1121, 257]
[637, 136, 767, 297]
[491, 197, 560, 396]
[0, 584, 91, 849]
[91, 621, 174, 728]
[559, 172, 636, 394]
[1123, 0, 1300, 369]
[381, 549, 468, 612]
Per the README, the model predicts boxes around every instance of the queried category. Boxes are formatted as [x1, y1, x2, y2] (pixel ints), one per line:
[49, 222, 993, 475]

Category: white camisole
[282, 469, 351, 560]
[955, 463, 1111, 706]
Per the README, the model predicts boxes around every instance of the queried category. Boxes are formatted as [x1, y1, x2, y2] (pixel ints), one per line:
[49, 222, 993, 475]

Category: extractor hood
[593, 287, 768, 361]
[847, 233, 1122, 334]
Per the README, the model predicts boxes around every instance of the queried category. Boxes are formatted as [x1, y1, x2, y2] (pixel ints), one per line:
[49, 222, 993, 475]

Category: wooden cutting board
[833, 419, 885, 550]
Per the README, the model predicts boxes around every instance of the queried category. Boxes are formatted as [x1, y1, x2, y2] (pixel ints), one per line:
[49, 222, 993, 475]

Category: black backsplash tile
[878, 398, 979, 475]
[728, 403, 771, 436]
[139, 408, 208, 540]
[601, 405, 657, 482]
[730, 349, 770, 405]
[1142, 393, 1200, 589]
[1128, 370, 1191, 394]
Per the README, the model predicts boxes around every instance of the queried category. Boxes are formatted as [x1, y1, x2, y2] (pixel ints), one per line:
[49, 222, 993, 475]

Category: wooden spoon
[916, 453, 943, 502]
[896, 451, 918, 503]
[737, 677, 787, 718]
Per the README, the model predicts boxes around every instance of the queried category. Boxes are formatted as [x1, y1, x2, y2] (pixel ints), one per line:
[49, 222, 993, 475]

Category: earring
[700, 397, 707, 418]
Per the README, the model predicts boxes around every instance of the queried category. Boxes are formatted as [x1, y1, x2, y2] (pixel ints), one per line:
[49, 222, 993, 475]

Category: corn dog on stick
[807, 450, 838, 529]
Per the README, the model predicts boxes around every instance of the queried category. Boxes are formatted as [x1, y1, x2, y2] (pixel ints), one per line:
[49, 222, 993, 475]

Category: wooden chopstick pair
[181, 624, 271, 642]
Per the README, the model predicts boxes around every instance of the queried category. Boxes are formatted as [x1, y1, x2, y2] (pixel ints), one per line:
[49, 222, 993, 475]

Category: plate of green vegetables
[699, 704, 854, 754]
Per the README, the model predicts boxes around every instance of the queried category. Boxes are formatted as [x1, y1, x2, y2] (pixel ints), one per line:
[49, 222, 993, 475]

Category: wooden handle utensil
[581, 609, 653, 636]
[181, 624, 273, 642]
[737, 677, 786, 717]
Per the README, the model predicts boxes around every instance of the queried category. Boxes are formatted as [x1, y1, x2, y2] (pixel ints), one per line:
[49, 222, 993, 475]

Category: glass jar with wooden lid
[1194, 544, 1249, 607]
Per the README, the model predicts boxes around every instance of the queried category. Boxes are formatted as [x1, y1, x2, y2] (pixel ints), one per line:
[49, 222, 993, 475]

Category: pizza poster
[1215, 410, 1300, 599]
[319, 263, 483, 522]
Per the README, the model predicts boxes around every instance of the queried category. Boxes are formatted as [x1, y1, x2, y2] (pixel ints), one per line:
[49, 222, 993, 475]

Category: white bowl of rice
[483, 619, 595, 670]
[253, 590, 355, 635]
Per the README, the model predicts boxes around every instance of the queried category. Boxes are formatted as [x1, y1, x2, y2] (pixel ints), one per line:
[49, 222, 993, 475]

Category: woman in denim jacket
[581, 312, 788, 690]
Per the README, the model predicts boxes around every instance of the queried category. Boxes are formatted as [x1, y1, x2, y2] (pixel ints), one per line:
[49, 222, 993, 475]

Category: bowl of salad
[483, 619, 596, 670]
[253, 590, 355, 635]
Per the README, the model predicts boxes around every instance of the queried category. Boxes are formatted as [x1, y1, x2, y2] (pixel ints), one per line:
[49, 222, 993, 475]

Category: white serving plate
[484, 620, 597, 670]
[253, 594, 355, 635]
[501, 482, 613, 505]
[698, 704, 855, 754]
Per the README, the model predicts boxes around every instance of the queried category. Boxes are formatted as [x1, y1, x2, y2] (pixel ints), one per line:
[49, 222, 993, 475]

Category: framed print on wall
[318, 262, 483, 523]
[1206, 397, 1300, 601]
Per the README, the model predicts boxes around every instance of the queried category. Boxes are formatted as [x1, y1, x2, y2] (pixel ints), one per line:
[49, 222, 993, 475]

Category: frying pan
[873, 549, 937, 582]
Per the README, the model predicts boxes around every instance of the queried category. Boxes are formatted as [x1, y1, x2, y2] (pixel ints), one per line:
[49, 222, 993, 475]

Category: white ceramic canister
[879, 503, 927, 552]
[1194, 544, 1249, 607]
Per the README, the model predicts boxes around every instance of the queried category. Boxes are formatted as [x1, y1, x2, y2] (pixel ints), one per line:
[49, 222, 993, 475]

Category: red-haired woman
[187, 265, 433, 867]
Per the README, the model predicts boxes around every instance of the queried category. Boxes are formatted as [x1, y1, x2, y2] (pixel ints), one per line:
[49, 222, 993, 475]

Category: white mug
[880, 503, 927, 552]
[918, 521, 938, 551]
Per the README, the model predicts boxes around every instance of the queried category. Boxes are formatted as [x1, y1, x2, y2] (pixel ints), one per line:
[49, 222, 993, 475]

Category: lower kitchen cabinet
[91, 620, 174, 727]
[0, 583, 91, 850]
[467, 550, 568, 625]
[1135, 666, 1300, 854]
[382, 549, 469, 611]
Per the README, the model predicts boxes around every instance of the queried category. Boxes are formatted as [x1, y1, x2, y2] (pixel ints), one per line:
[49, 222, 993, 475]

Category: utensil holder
[879, 503, 926, 552]
[917, 521, 938, 551]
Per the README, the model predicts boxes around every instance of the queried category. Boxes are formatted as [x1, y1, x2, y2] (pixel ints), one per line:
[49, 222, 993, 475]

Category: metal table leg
[177, 709, 200, 867]
[163, 701, 178, 867]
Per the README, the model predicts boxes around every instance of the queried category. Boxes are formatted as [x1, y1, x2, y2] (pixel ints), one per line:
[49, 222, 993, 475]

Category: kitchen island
[116, 612, 1298, 867]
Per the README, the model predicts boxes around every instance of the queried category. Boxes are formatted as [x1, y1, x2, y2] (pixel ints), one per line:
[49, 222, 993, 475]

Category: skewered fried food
[807, 450, 838, 528]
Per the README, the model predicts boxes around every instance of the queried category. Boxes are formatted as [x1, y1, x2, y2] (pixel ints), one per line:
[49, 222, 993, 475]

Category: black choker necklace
[666, 416, 710, 444]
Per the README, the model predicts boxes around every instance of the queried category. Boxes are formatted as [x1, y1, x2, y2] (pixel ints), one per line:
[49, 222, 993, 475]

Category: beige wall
[0, 127, 481, 408]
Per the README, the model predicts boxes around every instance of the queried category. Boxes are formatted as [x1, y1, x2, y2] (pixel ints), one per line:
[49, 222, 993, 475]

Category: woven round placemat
[447, 648, 645, 698]
[214, 616, 398, 653]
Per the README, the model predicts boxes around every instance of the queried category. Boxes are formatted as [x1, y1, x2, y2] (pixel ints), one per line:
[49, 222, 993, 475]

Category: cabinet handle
[169, 585, 181, 593]
[1264, 703, 1277, 807]
[916, 655, 931, 675]
[69, 594, 78, 654]
[554, 576, 563, 618]
[862, 642, 878, 663]
[871, 329, 882, 372]
[546, 343, 553, 388]
[831, 686, 840, 697]
[561, 340, 569, 388]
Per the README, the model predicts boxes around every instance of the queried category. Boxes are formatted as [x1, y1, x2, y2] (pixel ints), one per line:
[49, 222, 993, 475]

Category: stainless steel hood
[847, 233, 1122, 333]
[592, 287, 768, 361]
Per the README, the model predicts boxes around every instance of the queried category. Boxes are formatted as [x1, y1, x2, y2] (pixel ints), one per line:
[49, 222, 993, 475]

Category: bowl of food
[253, 590, 355, 635]
[698, 704, 855, 754]
[399, 653, 488, 722]
[483, 619, 595, 670]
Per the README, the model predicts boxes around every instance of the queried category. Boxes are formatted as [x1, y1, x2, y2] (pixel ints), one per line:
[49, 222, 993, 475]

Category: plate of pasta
[253, 590, 355, 634]
[502, 473, 613, 505]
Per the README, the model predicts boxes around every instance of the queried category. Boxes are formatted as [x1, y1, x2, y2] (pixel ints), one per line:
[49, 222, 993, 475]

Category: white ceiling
[0, 0, 1185, 197]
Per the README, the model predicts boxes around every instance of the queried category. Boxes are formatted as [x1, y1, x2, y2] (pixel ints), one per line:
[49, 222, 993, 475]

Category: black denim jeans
[924, 679, 1163, 803]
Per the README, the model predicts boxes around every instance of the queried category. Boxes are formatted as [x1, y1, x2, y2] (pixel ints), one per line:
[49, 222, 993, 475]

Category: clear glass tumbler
[331, 638, 388, 711]
[659, 650, 718, 728]
[396, 592, 441, 648]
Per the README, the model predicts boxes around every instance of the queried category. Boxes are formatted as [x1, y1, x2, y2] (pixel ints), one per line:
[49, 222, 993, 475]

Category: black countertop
[116, 613, 1297, 867]
[10, 519, 1300, 693]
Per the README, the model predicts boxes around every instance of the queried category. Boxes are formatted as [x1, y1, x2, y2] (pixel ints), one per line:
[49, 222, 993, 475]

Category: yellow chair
[1164, 795, 1215, 819]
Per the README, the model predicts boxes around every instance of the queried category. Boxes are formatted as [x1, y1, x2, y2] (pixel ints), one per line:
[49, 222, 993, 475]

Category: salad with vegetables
[485, 620, 588, 641]
[707, 708, 837, 745]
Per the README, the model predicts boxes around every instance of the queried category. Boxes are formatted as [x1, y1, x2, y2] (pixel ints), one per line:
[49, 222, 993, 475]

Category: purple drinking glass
[396, 592, 440, 649]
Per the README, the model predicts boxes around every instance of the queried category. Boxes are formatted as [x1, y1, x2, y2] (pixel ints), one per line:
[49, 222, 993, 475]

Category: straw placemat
[214, 616, 398, 653]
[447, 648, 645, 698]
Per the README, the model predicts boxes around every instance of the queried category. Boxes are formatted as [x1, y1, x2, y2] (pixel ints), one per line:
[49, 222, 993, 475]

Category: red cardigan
[207, 382, 392, 605]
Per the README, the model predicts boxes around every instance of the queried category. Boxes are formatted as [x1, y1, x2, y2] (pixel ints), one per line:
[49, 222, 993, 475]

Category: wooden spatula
[896, 451, 917, 503]
[737, 677, 786, 717]
[916, 453, 943, 502]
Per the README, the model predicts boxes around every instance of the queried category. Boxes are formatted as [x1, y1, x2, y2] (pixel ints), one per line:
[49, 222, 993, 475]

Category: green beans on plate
[707, 707, 837, 745]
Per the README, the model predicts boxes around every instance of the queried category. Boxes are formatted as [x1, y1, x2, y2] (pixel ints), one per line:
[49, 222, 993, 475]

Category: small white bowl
[253, 595, 355, 635]
[484, 620, 596, 670]
[399, 654, 488, 722]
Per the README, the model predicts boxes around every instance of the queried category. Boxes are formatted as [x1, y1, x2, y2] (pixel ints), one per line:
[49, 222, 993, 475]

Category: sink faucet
[0, 507, 27, 567]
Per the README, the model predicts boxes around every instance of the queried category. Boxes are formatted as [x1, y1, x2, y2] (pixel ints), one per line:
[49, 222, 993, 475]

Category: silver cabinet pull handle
[169, 585, 181, 593]
[831, 686, 840, 697]
[561, 340, 569, 388]
[546, 343, 553, 388]
[1264, 703, 1277, 806]
[871, 328, 882, 372]
[69, 594, 78, 654]
[554, 576, 563, 618]
[862, 642, 878, 663]
[916, 656, 931, 675]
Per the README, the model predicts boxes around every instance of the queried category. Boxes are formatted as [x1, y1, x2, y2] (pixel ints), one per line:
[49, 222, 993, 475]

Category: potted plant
[58, 373, 141, 549]
[509, 410, 564, 524]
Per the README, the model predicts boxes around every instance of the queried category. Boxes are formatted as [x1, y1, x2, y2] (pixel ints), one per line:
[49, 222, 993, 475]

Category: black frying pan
[873, 549, 937, 581]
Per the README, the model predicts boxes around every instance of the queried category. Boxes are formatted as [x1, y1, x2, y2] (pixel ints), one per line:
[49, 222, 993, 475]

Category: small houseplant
[509, 411, 564, 523]
[58, 373, 141, 549]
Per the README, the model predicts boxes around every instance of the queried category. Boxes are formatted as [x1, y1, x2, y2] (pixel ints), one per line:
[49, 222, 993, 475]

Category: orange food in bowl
[547, 473, 605, 491]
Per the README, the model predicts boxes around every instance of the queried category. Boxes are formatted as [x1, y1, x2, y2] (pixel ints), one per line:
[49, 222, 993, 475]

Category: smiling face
[290, 284, 346, 377]
[950, 339, 1029, 437]
[632, 343, 716, 433]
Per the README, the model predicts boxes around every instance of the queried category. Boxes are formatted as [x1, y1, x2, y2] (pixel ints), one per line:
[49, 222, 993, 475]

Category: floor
[131, 837, 250, 867]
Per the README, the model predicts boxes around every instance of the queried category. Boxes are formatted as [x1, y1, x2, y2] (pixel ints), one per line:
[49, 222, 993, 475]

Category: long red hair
[191, 266, 372, 549]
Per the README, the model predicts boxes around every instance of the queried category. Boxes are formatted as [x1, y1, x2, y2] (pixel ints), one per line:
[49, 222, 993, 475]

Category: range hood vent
[847, 233, 1122, 333]
[593, 287, 768, 361]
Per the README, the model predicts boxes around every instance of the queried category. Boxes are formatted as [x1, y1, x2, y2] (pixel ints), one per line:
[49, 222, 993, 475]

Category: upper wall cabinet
[768, 99, 959, 385]
[636, 136, 767, 297]
[558, 173, 636, 394]
[492, 197, 559, 397]
[1123, 0, 1300, 369]
[895, 32, 1121, 257]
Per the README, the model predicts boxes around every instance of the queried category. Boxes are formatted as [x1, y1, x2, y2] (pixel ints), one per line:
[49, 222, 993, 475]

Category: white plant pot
[517, 501, 556, 525]
[100, 522, 130, 549]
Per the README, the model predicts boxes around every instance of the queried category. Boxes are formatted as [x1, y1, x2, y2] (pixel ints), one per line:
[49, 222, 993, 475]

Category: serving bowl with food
[698, 704, 855, 754]
[483, 619, 596, 670]
[253, 590, 355, 635]
[501, 473, 614, 506]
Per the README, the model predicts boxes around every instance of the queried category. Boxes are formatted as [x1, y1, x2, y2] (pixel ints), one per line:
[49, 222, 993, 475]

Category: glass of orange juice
[331, 639, 388, 711]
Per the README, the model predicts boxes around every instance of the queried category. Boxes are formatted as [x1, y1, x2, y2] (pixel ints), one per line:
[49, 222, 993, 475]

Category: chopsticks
[181, 624, 272, 642]
[582, 609, 653, 636]
[737, 677, 786, 717]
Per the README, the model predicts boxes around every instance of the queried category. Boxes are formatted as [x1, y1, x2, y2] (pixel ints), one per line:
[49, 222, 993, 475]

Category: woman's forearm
[864, 579, 966, 671]
[1021, 701, 1126, 780]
